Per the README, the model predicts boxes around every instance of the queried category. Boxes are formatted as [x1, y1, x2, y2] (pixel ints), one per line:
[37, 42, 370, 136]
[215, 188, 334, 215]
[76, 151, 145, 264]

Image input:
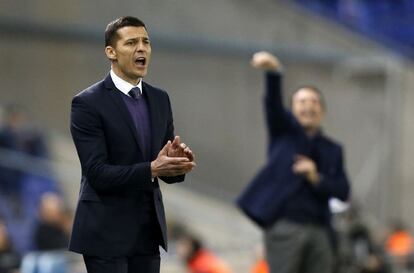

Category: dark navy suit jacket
[237, 72, 350, 228]
[69, 74, 184, 256]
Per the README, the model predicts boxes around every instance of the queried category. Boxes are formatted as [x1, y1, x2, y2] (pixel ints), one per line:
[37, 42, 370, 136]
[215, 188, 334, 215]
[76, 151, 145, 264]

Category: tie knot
[128, 87, 141, 99]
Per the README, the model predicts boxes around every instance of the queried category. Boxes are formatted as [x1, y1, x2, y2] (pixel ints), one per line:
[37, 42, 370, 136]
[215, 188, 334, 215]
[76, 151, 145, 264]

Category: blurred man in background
[0, 105, 50, 219]
[238, 51, 350, 273]
[250, 245, 269, 273]
[0, 105, 26, 217]
[21, 193, 70, 273]
[385, 220, 414, 270]
[69, 16, 195, 273]
[33, 193, 70, 252]
[0, 105, 48, 158]
[176, 232, 233, 273]
[0, 219, 20, 273]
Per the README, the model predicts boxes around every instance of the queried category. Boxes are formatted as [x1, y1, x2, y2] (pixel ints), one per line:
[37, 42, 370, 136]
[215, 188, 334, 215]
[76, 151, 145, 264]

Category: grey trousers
[265, 220, 333, 273]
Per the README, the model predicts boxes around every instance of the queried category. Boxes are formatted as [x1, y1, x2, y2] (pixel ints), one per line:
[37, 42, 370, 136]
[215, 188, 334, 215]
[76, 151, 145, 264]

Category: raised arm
[251, 51, 293, 138]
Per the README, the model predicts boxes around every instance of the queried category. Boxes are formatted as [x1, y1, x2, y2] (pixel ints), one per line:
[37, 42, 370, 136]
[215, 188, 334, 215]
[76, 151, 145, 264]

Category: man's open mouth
[135, 57, 146, 66]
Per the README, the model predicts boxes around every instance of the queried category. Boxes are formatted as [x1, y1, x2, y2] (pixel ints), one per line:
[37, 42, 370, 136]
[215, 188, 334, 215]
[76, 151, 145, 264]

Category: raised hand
[251, 51, 282, 71]
[292, 154, 320, 185]
[151, 140, 196, 177]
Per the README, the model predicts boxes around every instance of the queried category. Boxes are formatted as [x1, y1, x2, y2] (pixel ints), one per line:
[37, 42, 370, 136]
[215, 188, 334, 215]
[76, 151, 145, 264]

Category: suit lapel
[104, 75, 144, 158]
[143, 82, 162, 160]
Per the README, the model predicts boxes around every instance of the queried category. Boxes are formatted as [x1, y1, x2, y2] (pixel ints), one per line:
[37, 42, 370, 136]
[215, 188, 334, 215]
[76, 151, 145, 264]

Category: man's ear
[105, 46, 117, 61]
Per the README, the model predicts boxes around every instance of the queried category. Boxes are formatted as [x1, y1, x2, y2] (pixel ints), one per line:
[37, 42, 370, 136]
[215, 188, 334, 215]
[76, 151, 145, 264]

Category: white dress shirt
[110, 70, 155, 181]
[110, 69, 142, 96]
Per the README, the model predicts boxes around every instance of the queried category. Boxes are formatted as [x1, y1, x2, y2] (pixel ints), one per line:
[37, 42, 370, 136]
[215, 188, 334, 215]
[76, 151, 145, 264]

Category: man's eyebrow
[124, 36, 150, 41]
[124, 38, 138, 42]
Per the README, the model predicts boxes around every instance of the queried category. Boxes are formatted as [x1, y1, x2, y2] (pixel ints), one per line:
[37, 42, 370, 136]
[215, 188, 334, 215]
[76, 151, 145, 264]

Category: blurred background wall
[1, 0, 414, 272]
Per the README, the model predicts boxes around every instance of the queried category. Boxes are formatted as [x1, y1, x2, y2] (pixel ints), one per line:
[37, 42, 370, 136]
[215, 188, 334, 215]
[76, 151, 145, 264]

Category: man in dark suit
[69, 16, 196, 273]
[237, 52, 350, 273]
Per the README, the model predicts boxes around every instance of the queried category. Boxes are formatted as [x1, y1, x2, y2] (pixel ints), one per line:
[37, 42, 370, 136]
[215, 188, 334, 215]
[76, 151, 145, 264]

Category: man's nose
[136, 42, 146, 52]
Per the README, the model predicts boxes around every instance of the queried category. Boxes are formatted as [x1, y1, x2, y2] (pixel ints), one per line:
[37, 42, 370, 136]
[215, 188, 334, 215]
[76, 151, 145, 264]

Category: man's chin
[134, 67, 148, 77]
[301, 123, 320, 131]
[135, 72, 147, 78]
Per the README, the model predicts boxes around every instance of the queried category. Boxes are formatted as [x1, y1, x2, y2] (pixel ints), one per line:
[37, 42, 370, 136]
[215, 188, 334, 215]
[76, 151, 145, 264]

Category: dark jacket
[237, 72, 350, 228]
[69, 74, 184, 256]
[0, 247, 20, 273]
[34, 222, 68, 251]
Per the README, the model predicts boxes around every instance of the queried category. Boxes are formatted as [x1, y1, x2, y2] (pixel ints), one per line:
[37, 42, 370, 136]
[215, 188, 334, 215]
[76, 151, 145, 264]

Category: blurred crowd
[2, 103, 414, 273]
[0, 104, 72, 273]
[167, 208, 414, 273]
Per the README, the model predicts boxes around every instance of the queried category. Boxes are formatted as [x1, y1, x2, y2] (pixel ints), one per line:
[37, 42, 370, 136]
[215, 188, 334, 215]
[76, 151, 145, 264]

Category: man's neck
[111, 66, 140, 86]
[304, 127, 320, 138]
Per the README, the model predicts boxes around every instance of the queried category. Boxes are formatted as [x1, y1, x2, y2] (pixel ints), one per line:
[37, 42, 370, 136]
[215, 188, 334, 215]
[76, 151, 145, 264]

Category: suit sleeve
[312, 146, 351, 201]
[70, 96, 152, 192]
[264, 71, 295, 138]
[159, 93, 185, 184]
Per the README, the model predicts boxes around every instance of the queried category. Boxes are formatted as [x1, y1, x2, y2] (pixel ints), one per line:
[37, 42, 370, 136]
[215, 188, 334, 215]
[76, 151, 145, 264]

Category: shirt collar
[110, 69, 142, 96]
[307, 128, 323, 141]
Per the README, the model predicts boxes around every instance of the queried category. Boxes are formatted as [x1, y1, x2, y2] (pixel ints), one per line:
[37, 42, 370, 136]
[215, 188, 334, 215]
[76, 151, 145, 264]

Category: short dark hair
[105, 16, 146, 47]
[290, 85, 326, 110]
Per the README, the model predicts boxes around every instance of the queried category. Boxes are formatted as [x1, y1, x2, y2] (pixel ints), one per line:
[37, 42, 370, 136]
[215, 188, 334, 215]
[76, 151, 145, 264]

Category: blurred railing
[0, 16, 355, 63]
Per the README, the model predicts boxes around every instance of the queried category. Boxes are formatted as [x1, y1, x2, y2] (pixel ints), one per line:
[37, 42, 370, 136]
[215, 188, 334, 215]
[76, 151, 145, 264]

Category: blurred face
[176, 238, 193, 261]
[40, 193, 64, 224]
[8, 112, 27, 130]
[0, 223, 8, 249]
[105, 26, 151, 84]
[291, 88, 324, 132]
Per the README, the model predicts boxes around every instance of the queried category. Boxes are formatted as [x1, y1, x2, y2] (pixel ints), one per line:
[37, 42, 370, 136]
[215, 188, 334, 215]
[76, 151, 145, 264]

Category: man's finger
[170, 163, 195, 171]
[172, 136, 180, 147]
[184, 149, 194, 161]
[184, 148, 192, 155]
[167, 156, 190, 164]
[159, 141, 171, 156]
[166, 164, 195, 176]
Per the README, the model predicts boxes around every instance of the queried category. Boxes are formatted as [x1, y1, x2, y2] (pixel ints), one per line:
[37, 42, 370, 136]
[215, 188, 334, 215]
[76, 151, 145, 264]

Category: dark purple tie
[128, 87, 141, 99]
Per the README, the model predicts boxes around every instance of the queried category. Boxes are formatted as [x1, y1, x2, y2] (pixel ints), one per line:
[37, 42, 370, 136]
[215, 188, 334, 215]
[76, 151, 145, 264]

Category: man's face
[106, 26, 151, 84]
[176, 238, 193, 261]
[291, 88, 324, 131]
